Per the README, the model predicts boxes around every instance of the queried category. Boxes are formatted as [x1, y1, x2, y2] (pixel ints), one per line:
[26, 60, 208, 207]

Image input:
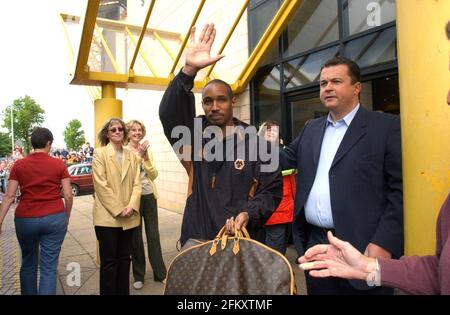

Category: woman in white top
[126, 120, 167, 290]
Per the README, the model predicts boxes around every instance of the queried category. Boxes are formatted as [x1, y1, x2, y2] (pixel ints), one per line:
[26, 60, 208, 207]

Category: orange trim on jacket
[265, 172, 296, 225]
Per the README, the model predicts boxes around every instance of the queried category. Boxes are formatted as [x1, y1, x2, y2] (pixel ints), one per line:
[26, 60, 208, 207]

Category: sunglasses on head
[109, 127, 124, 133]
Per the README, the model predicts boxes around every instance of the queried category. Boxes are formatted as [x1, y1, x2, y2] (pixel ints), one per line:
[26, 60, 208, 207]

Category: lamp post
[10, 104, 14, 156]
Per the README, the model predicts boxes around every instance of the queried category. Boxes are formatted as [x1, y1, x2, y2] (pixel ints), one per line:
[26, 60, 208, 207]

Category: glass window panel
[260, 44, 279, 67]
[250, 0, 270, 8]
[344, 0, 396, 36]
[284, 0, 339, 56]
[372, 75, 400, 114]
[87, 0, 128, 74]
[290, 97, 327, 138]
[253, 65, 282, 127]
[248, 0, 280, 50]
[284, 45, 339, 88]
[344, 27, 396, 68]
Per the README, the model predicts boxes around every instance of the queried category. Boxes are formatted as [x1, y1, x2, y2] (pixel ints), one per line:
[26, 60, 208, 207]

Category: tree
[63, 119, 86, 151]
[2, 95, 45, 155]
[0, 132, 12, 157]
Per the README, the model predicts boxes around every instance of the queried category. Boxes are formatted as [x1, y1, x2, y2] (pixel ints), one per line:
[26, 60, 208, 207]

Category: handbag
[164, 226, 296, 295]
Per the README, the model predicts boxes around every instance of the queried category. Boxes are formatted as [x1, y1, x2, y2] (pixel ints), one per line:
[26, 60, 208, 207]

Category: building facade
[75, 0, 449, 255]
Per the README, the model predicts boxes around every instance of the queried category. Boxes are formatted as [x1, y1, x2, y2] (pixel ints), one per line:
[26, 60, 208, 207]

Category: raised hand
[183, 23, 224, 77]
[138, 140, 150, 159]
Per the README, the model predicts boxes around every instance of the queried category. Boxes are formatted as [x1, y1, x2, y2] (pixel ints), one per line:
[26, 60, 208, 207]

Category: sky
[0, 1, 94, 148]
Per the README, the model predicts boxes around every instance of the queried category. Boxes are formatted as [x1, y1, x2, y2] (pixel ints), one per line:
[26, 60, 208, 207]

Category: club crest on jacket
[234, 159, 244, 170]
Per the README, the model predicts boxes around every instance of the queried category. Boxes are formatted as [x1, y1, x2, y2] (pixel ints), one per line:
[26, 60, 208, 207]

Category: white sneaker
[133, 281, 144, 290]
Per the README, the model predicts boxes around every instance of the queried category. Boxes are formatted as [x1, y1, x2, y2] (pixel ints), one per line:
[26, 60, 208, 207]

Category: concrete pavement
[2, 194, 306, 295]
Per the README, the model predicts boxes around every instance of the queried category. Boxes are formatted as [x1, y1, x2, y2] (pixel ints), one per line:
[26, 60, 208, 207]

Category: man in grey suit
[281, 57, 403, 294]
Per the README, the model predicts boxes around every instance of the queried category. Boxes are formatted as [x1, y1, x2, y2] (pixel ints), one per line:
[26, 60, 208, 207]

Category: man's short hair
[203, 79, 233, 99]
[321, 56, 361, 84]
[31, 127, 54, 149]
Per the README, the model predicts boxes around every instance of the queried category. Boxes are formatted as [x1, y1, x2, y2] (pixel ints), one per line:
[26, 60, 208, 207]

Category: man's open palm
[184, 23, 224, 76]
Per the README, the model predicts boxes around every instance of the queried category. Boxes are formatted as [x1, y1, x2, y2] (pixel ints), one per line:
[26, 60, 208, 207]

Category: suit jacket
[92, 143, 142, 230]
[281, 106, 403, 261]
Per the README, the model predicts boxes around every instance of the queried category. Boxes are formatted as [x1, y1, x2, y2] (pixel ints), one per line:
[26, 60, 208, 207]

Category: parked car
[68, 163, 94, 196]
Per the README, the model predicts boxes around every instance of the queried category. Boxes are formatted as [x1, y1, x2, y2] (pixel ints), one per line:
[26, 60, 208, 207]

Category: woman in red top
[0, 127, 73, 295]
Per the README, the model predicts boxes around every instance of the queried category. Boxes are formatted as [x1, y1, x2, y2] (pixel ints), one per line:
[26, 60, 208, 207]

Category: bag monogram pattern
[164, 228, 295, 295]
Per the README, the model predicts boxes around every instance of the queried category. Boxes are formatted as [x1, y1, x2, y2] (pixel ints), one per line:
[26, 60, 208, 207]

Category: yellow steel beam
[154, 30, 217, 79]
[94, 24, 121, 73]
[69, 0, 301, 93]
[81, 71, 205, 92]
[170, 0, 207, 77]
[61, 13, 181, 39]
[87, 71, 128, 84]
[73, 0, 100, 82]
[59, 14, 75, 67]
[60, 13, 100, 103]
[152, 31, 176, 60]
[205, 0, 251, 80]
[125, 27, 158, 76]
[233, 0, 303, 93]
[94, 83, 123, 147]
[129, 0, 156, 70]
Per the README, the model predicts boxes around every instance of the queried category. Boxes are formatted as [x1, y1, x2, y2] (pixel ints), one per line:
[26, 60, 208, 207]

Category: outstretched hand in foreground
[298, 231, 377, 281]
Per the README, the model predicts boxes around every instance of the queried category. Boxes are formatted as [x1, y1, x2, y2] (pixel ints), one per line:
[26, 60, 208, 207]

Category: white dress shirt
[304, 104, 360, 228]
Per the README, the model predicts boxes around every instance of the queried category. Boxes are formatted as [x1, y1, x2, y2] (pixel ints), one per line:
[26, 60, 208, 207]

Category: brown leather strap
[211, 175, 216, 189]
[247, 177, 259, 200]
[186, 162, 194, 197]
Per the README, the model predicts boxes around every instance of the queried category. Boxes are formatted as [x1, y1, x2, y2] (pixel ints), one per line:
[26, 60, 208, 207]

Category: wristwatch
[366, 258, 381, 287]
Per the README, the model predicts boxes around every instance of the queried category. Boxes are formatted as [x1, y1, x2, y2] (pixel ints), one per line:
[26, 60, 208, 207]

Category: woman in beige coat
[93, 118, 141, 295]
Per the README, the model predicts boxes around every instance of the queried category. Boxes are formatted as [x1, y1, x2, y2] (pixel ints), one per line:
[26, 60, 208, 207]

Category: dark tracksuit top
[159, 71, 283, 245]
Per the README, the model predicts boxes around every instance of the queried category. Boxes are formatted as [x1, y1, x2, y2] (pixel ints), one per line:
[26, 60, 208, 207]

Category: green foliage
[2, 95, 45, 155]
[0, 132, 12, 157]
[63, 119, 86, 151]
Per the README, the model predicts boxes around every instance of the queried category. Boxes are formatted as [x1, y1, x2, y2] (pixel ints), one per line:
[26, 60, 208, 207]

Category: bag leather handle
[210, 225, 251, 256]
[214, 225, 251, 239]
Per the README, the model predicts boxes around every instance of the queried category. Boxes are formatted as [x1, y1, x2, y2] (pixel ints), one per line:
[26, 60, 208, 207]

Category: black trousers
[95, 226, 135, 295]
[304, 224, 394, 295]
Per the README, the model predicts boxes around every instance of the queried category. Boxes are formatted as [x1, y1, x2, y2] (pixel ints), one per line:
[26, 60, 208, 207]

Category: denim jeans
[15, 211, 68, 295]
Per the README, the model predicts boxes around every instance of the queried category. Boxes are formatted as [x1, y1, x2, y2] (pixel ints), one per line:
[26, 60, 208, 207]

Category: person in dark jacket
[159, 23, 282, 245]
[299, 21, 450, 295]
[281, 56, 403, 295]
